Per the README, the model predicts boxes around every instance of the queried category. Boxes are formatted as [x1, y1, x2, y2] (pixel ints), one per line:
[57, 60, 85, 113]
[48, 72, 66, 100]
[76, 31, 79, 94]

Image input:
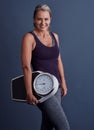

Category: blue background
[0, 0, 94, 130]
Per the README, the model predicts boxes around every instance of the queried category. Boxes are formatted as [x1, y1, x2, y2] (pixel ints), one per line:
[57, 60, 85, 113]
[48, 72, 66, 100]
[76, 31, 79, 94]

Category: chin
[40, 28, 49, 31]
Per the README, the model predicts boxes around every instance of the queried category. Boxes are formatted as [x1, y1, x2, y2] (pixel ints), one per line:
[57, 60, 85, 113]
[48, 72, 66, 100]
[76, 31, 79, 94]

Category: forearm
[58, 56, 65, 81]
[59, 71, 67, 89]
[22, 66, 39, 104]
[58, 55, 68, 96]
[22, 66, 33, 95]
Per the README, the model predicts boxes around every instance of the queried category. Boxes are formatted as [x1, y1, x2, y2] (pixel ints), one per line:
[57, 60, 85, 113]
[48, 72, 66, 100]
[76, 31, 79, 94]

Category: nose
[41, 19, 45, 25]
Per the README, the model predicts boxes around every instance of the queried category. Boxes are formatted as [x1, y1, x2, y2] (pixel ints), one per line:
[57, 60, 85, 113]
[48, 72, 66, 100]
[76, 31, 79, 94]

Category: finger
[33, 96, 39, 104]
[32, 102, 35, 105]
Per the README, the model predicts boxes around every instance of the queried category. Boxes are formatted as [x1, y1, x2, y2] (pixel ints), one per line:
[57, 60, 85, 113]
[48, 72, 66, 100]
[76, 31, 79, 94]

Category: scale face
[34, 73, 54, 96]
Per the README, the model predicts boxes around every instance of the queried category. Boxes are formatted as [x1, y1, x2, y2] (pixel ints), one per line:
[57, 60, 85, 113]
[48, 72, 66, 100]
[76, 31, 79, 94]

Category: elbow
[22, 64, 31, 73]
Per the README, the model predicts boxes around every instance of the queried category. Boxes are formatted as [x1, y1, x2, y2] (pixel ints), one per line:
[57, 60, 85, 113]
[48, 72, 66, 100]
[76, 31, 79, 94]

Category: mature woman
[21, 4, 70, 130]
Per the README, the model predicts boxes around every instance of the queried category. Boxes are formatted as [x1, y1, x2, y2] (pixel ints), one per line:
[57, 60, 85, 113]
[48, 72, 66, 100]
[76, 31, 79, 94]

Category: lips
[40, 25, 46, 28]
[40, 25, 48, 29]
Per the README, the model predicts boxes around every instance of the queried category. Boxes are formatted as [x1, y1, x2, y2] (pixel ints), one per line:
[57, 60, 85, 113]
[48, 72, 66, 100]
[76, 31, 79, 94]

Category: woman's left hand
[61, 86, 68, 96]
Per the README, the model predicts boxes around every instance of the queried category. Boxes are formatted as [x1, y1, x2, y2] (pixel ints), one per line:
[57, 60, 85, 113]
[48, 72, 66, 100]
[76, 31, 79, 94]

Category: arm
[54, 33, 68, 96]
[21, 33, 38, 104]
[58, 54, 68, 96]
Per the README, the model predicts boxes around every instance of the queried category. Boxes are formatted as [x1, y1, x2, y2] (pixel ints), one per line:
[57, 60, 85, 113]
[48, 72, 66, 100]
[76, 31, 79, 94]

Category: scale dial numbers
[34, 73, 53, 95]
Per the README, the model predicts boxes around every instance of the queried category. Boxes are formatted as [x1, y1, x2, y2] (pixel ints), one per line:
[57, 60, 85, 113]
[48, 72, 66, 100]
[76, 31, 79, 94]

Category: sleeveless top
[30, 31, 61, 84]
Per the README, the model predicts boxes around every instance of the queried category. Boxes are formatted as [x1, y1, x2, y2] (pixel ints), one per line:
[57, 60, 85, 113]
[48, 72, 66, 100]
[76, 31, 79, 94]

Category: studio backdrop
[0, 0, 94, 130]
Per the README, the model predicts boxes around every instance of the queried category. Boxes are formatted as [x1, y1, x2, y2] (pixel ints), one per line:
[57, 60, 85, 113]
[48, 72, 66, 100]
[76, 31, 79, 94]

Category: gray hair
[33, 4, 52, 18]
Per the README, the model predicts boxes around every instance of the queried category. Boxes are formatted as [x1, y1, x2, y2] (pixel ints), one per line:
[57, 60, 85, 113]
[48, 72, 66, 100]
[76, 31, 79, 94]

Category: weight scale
[11, 71, 59, 103]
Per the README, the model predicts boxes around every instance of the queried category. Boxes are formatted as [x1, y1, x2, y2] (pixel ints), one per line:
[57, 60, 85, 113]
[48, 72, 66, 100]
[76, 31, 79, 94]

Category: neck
[34, 29, 50, 38]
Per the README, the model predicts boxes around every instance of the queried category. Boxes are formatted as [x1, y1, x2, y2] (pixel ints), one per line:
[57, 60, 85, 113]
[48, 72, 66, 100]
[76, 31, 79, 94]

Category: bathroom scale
[11, 71, 59, 103]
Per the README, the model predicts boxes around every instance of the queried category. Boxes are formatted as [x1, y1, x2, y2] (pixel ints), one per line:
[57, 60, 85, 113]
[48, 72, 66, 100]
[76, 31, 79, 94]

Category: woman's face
[34, 10, 51, 31]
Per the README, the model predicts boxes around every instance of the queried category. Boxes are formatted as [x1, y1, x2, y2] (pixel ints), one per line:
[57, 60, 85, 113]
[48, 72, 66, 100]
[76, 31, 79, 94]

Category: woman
[21, 4, 70, 130]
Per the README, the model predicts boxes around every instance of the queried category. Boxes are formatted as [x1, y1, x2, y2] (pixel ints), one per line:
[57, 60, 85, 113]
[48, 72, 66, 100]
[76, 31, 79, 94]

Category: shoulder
[22, 33, 35, 45]
[22, 32, 35, 49]
[22, 32, 34, 42]
[52, 32, 59, 46]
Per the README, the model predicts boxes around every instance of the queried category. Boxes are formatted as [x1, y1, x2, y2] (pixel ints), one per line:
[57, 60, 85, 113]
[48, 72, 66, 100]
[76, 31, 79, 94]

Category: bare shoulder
[22, 32, 34, 43]
[53, 32, 59, 38]
[52, 32, 59, 45]
[22, 32, 35, 49]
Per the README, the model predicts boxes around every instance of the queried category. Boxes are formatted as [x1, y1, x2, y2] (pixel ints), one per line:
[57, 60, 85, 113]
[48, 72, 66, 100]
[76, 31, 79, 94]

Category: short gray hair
[33, 4, 52, 18]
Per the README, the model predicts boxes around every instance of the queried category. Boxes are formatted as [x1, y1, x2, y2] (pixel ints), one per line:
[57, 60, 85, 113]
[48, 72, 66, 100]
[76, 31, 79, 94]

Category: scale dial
[33, 73, 54, 96]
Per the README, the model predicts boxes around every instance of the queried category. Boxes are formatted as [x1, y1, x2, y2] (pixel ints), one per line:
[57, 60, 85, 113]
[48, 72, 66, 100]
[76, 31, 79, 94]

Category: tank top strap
[50, 32, 58, 44]
[29, 31, 39, 43]
[29, 31, 58, 47]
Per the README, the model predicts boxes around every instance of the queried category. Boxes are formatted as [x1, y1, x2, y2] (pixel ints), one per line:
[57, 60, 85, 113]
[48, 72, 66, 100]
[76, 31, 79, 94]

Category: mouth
[40, 25, 48, 29]
[40, 25, 46, 28]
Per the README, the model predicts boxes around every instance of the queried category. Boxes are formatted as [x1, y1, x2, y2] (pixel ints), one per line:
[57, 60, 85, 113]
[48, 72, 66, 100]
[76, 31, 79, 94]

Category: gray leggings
[37, 88, 70, 130]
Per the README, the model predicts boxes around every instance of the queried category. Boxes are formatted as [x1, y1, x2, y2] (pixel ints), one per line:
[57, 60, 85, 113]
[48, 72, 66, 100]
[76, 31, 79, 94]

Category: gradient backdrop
[0, 0, 94, 130]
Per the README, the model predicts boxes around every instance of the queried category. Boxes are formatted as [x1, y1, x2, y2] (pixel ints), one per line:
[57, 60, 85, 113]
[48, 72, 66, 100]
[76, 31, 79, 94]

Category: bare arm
[21, 33, 38, 104]
[58, 54, 68, 96]
[54, 33, 68, 96]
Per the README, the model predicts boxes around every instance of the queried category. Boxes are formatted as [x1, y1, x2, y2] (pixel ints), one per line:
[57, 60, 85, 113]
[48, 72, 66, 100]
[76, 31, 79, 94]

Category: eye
[37, 18, 41, 21]
[45, 18, 49, 21]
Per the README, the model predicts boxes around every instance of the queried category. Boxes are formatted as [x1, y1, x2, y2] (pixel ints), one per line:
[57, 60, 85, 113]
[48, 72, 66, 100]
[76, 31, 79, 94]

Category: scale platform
[11, 71, 40, 102]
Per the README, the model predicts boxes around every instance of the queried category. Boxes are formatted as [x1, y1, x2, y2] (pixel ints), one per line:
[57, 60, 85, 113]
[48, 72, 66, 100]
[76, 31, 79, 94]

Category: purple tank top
[30, 31, 61, 83]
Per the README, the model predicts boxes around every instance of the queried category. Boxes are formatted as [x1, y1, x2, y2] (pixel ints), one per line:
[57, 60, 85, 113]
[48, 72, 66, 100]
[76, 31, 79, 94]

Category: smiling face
[33, 10, 51, 31]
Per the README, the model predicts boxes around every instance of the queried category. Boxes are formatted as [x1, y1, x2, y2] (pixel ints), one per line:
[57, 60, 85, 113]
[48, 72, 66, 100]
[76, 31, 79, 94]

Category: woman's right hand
[26, 93, 39, 105]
